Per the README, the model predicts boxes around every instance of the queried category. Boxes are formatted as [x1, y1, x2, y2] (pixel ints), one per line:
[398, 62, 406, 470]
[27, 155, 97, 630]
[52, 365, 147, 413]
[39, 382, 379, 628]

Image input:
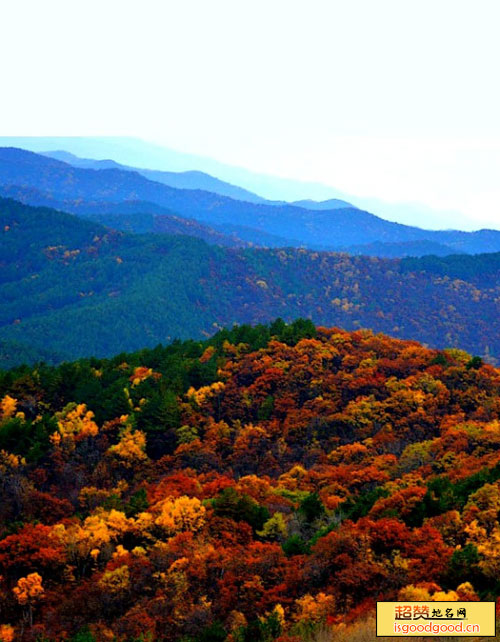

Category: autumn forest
[1, 320, 500, 641]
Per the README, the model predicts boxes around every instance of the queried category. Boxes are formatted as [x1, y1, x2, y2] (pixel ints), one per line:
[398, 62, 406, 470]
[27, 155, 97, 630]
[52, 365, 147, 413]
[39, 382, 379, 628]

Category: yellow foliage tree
[465, 520, 500, 578]
[98, 565, 130, 594]
[108, 427, 147, 465]
[0, 395, 17, 421]
[134, 510, 155, 536]
[187, 381, 225, 405]
[271, 604, 285, 627]
[103, 508, 133, 537]
[398, 584, 458, 601]
[52, 509, 132, 564]
[154, 495, 206, 535]
[257, 512, 288, 540]
[0, 450, 25, 473]
[293, 592, 336, 623]
[55, 403, 99, 441]
[13, 573, 44, 627]
[463, 483, 500, 531]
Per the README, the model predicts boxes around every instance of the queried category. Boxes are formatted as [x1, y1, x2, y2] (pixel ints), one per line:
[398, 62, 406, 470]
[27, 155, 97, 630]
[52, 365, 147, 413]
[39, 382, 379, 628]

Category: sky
[1, 0, 500, 229]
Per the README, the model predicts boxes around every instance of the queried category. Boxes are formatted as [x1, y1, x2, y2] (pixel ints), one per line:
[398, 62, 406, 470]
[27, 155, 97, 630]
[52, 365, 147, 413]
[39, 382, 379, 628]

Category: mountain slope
[0, 185, 298, 249]
[2, 147, 500, 254]
[1, 198, 500, 365]
[42, 149, 269, 204]
[1, 322, 500, 640]
[82, 211, 251, 246]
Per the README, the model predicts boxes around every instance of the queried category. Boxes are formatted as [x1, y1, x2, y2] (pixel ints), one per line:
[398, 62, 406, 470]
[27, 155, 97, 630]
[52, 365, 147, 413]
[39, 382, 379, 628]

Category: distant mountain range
[1, 197, 500, 367]
[1, 147, 500, 257]
[42, 150, 270, 205]
[43, 150, 355, 210]
[0, 136, 476, 230]
[0, 136, 363, 201]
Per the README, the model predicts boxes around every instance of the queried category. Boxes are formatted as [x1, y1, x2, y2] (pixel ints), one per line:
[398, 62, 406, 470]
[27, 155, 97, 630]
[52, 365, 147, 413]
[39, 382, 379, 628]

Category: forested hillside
[0, 321, 499, 641]
[2, 198, 500, 366]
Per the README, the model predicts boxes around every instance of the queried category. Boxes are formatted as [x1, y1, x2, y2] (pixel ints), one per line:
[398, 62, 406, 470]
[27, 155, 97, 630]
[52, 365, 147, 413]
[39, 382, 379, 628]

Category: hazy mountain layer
[0, 135, 474, 229]
[42, 149, 269, 204]
[1, 147, 500, 255]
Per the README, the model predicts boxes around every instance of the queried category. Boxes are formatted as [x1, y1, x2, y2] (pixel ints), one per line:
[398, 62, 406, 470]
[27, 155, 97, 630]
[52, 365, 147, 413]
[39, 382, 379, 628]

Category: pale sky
[1, 0, 500, 228]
